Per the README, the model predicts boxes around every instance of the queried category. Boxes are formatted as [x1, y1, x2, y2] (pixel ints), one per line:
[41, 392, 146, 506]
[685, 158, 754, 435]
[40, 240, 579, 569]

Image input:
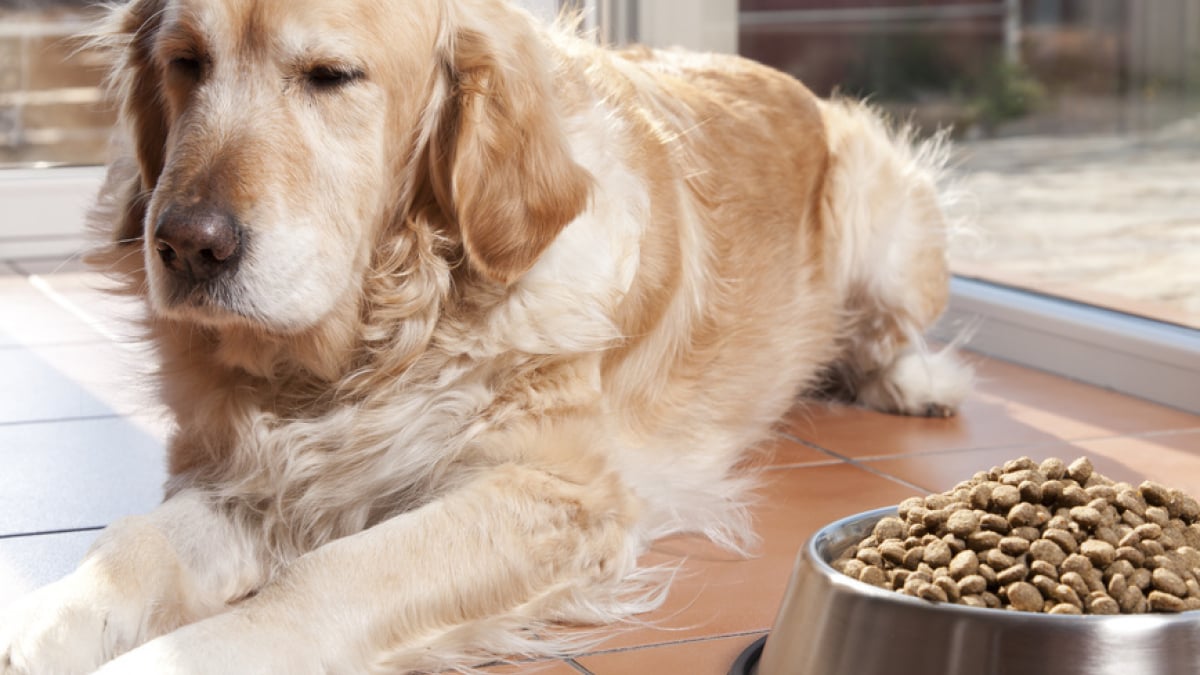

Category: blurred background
[1, 0, 1198, 330]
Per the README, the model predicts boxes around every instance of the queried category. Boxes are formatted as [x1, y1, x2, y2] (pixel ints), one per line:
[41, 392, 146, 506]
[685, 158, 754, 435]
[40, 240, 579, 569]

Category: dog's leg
[91, 463, 635, 675]
[0, 490, 264, 675]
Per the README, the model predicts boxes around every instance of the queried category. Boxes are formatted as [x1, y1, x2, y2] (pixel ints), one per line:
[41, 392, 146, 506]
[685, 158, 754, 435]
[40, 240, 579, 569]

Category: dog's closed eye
[304, 64, 364, 91]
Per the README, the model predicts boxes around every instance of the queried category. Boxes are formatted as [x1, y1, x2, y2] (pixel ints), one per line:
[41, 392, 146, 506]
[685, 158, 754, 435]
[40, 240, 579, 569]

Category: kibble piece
[1060, 484, 1090, 507]
[1116, 546, 1146, 567]
[1007, 582, 1044, 612]
[1141, 481, 1173, 508]
[1043, 528, 1078, 554]
[1029, 539, 1068, 566]
[967, 530, 1003, 552]
[1120, 586, 1148, 614]
[961, 595, 987, 608]
[1008, 502, 1038, 527]
[1012, 526, 1042, 542]
[903, 547, 924, 570]
[1089, 594, 1121, 615]
[985, 549, 1016, 570]
[872, 516, 907, 541]
[1081, 540, 1117, 567]
[978, 564, 999, 586]
[996, 564, 1030, 586]
[1070, 506, 1103, 529]
[860, 565, 888, 586]
[1030, 560, 1058, 580]
[918, 582, 949, 603]
[1040, 457, 1067, 480]
[1041, 480, 1064, 504]
[991, 484, 1021, 511]
[1108, 573, 1129, 598]
[1149, 590, 1187, 612]
[1032, 574, 1058, 596]
[945, 510, 980, 537]
[1018, 480, 1043, 504]
[979, 513, 1010, 534]
[969, 484, 993, 510]
[958, 574, 987, 595]
[879, 541, 907, 565]
[1146, 506, 1170, 527]
[1068, 457, 1094, 484]
[1049, 603, 1083, 615]
[1061, 554, 1094, 575]
[1152, 568, 1189, 597]
[924, 539, 952, 568]
[1131, 568, 1153, 591]
[934, 575, 961, 602]
[948, 549, 979, 579]
[1139, 539, 1166, 558]
[1054, 584, 1083, 608]
[982, 591, 1002, 609]
[1060, 571, 1090, 599]
[999, 536, 1030, 556]
[1134, 523, 1164, 540]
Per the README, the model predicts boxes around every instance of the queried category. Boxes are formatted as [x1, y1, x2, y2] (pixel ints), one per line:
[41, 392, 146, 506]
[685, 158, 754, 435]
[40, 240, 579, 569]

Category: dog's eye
[305, 65, 363, 90]
[169, 56, 204, 79]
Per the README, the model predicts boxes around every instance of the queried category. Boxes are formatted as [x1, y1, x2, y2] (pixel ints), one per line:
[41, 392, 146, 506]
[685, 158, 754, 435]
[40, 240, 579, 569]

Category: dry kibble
[1149, 590, 1187, 612]
[1007, 582, 1044, 612]
[1043, 528, 1078, 554]
[1040, 457, 1067, 480]
[1070, 506, 1103, 529]
[1141, 481, 1173, 508]
[1152, 568, 1189, 597]
[967, 530, 1003, 552]
[948, 549, 979, 579]
[946, 510, 980, 537]
[835, 457, 1200, 614]
[1068, 457, 1094, 484]
[991, 484, 1021, 511]
[1008, 502, 1038, 527]
[996, 564, 1030, 586]
[1089, 594, 1121, 615]
[1049, 603, 1083, 615]
[860, 565, 887, 586]
[958, 574, 987, 595]
[999, 536, 1030, 556]
[924, 539, 952, 568]
[1029, 539, 1068, 566]
[1081, 540, 1117, 567]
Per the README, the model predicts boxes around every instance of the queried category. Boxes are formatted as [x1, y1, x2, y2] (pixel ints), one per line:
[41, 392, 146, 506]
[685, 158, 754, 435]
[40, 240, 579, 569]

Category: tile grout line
[565, 659, 593, 674]
[575, 628, 769, 660]
[780, 424, 1200, 467]
[0, 525, 105, 541]
[0, 413, 125, 428]
[778, 432, 932, 494]
[27, 274, 134, 349]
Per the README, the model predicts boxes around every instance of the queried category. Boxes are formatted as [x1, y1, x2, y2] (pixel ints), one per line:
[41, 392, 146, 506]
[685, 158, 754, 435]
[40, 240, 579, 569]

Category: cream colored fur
[0, 1, 970, 673]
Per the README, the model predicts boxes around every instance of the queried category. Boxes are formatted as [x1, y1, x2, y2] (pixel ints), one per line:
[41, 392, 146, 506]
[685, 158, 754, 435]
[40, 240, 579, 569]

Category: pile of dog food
[833, 457, 1200, 614]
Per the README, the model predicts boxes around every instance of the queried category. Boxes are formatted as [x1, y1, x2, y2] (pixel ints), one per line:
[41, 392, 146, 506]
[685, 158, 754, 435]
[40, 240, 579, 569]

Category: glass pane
[1, 1, 111, 168]
[738, 0, 1200, 329]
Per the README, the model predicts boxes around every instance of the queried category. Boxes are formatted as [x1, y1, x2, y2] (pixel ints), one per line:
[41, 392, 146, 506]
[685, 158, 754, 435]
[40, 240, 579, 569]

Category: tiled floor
[2, 261, 1199, 674]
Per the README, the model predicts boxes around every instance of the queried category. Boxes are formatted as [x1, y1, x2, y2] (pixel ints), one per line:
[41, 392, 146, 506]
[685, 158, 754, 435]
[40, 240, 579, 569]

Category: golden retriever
[0, 0, 971, 672]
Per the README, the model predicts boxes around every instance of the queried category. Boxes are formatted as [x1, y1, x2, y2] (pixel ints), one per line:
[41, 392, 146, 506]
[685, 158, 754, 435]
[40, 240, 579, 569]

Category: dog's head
[99, 0, 591, 333]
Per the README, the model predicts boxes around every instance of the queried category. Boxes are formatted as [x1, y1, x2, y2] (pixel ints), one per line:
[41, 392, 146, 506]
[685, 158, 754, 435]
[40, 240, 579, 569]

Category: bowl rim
[810, 505, 1200, 626]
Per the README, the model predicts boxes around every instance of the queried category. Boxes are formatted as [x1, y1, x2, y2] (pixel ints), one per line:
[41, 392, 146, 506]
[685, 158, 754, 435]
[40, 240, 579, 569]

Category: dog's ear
[432, 2, 592, 286]
[95, 0, 169, 245]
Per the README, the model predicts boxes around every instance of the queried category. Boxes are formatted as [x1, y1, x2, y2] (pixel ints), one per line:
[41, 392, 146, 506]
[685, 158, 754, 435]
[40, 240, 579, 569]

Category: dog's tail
[816, 99, 974, 416]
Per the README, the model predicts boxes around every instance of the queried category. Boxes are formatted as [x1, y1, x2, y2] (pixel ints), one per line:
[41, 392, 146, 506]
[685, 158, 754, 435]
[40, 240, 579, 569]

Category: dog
[0, 0, 971, 672]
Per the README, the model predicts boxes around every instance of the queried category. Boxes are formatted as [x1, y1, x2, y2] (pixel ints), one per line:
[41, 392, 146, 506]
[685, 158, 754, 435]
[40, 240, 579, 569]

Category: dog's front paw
[0, 573, 148, 675]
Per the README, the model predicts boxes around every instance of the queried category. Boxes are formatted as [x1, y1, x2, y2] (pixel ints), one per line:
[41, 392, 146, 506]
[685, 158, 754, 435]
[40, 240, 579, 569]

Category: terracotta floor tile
[560, 464, 918, 652]
[865, 430, 1200, 497]
[578, 634, 765, 675]
[786, 355, 1200, 459]
[741, 433, 839, 470]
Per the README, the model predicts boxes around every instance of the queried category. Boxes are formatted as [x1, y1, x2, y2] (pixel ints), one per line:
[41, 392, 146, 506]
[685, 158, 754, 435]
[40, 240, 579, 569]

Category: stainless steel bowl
[744, 507, 1200, 675]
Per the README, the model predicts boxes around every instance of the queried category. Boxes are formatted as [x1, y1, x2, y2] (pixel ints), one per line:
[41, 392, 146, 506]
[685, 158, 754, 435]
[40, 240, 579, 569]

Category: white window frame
[2, 0, 1197, 414]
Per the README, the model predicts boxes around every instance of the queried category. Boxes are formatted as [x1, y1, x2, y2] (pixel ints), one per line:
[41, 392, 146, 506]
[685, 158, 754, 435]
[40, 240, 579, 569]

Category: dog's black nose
[154, 206, 241, 280]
